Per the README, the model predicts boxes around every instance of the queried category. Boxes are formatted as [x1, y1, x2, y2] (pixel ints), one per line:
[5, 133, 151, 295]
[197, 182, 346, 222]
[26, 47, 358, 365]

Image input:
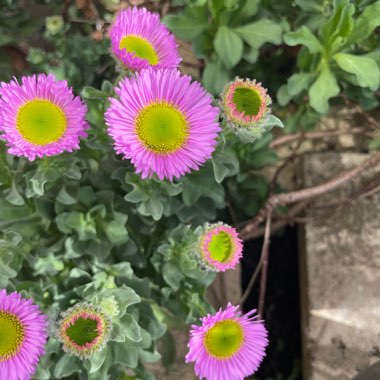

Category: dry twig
[269, 127, 366, 149]
[239, 215, 272, 308]
[257, 215, 272, 318]
[239, 152, 380, 241]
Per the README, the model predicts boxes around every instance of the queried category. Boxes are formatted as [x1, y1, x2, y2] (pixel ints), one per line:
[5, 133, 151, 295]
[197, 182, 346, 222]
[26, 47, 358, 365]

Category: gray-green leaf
[214, 26, 243, 69]
[235, 19, 282, 49]
[163, 6, 208, 40]
[284, 26, 323, 54]
[343, 1, 380, 45]
[54, 354, 81, 378]
[309, 66, 340, 113]
[287, 72, 316, 96]
[202, 59, 231, 94]
[120, 313, 142, 342]
[333, 53, 380, 91]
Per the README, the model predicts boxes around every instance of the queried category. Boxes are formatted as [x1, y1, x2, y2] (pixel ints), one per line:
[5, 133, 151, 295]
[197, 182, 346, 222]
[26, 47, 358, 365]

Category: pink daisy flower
[0, 289, 48, 380]
[186, 303, 268, 380]
[0, 74, 88, 161]
[58, 302, 112, 359]
[105, 67, 220, 180]
[109, 7, 181, 71]
[196, 223, 243, 272]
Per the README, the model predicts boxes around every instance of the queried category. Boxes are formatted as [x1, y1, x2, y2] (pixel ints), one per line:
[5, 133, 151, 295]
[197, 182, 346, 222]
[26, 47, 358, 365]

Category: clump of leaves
[279, 0, 380, 113]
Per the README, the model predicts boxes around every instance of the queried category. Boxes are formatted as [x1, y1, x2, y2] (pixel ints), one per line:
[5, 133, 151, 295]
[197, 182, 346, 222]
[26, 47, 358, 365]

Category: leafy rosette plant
[279, 0, 380, 113]
[0, 4, 283, 380]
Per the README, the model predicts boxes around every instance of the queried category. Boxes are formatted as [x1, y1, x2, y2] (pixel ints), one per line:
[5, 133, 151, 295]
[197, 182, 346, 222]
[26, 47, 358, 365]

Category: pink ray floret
[109, 7, 181, 71]
[186, 303, 268, 380]
[105, 67, 220, 180]
[0, 73, 88, 160]
[0, 289, 48, 380]
[200, 224, 243, 272]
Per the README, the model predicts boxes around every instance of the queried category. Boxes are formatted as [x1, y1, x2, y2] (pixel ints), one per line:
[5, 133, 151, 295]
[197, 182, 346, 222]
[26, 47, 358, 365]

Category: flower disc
[232, 86, 262, 117]
[136, 102, 188, 154]
[16, 99, 67, 145]
[0, 311, 25, 361]
[119, 35, 159, 65]
[204, 319, 243, 359]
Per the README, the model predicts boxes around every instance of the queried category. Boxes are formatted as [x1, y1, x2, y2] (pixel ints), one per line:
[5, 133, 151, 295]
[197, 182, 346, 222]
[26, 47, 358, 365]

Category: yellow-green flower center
[65, 318, 99, 346]
[135, 102, 189, 154]
[208, 231, 233, 263]
[0, 311, 25, 361]
[233, 86, 262, 116]
[204, 319, 243, 359]
[16, 99, 67, 145]
[119, 35, 159, 65]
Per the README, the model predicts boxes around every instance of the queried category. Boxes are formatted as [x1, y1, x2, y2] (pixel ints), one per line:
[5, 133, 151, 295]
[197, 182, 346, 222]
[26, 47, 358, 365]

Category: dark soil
[241, 226, 302, 380]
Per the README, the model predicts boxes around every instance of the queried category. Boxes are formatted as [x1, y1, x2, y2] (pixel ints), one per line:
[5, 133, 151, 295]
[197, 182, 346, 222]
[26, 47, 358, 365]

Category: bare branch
[242, 200, 310, 239]
[341, 95, 380, 130]
[257, 214, 272, 318]
[239, 152, 380, 240]
[270, 127, 366, 149]
[239, 214, 272, 308]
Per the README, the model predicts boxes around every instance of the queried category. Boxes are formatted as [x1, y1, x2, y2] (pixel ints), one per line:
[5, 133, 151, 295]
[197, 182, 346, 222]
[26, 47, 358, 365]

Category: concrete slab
[300, 153, 380, 380]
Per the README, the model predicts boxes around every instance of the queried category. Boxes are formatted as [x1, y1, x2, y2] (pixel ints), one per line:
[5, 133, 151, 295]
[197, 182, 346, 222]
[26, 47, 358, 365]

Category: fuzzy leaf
[333, 53, 380, 91]
[287, 72, 316, 96]
[162, 262, 183, 290]
[347, 2, 380, 45]
[6, 180, 24, 206]
[81, 86, 108, 100]
[87, 348, 107, 373]
[212, 154, 239, 183]
[163, 6, 208, 40]
[214, 26, 243, 68]
[235, 19, 282, 49]
[120, 313, 142, 342]
[309, 66, 340, 113]
[202, 59, 231, 94]
[54, 354, 81, 378]
[284, 26, 323, 53]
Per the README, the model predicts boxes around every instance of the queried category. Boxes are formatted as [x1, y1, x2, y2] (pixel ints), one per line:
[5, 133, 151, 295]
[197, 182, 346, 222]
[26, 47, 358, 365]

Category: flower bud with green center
[193, 222, 243, 272]
[220, 78, 273, 142]
[57, 302, 112, 359]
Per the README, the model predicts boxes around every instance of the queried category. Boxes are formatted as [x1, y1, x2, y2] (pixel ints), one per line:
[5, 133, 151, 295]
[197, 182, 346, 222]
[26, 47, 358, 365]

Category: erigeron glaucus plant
[0, 6, 282, 380]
